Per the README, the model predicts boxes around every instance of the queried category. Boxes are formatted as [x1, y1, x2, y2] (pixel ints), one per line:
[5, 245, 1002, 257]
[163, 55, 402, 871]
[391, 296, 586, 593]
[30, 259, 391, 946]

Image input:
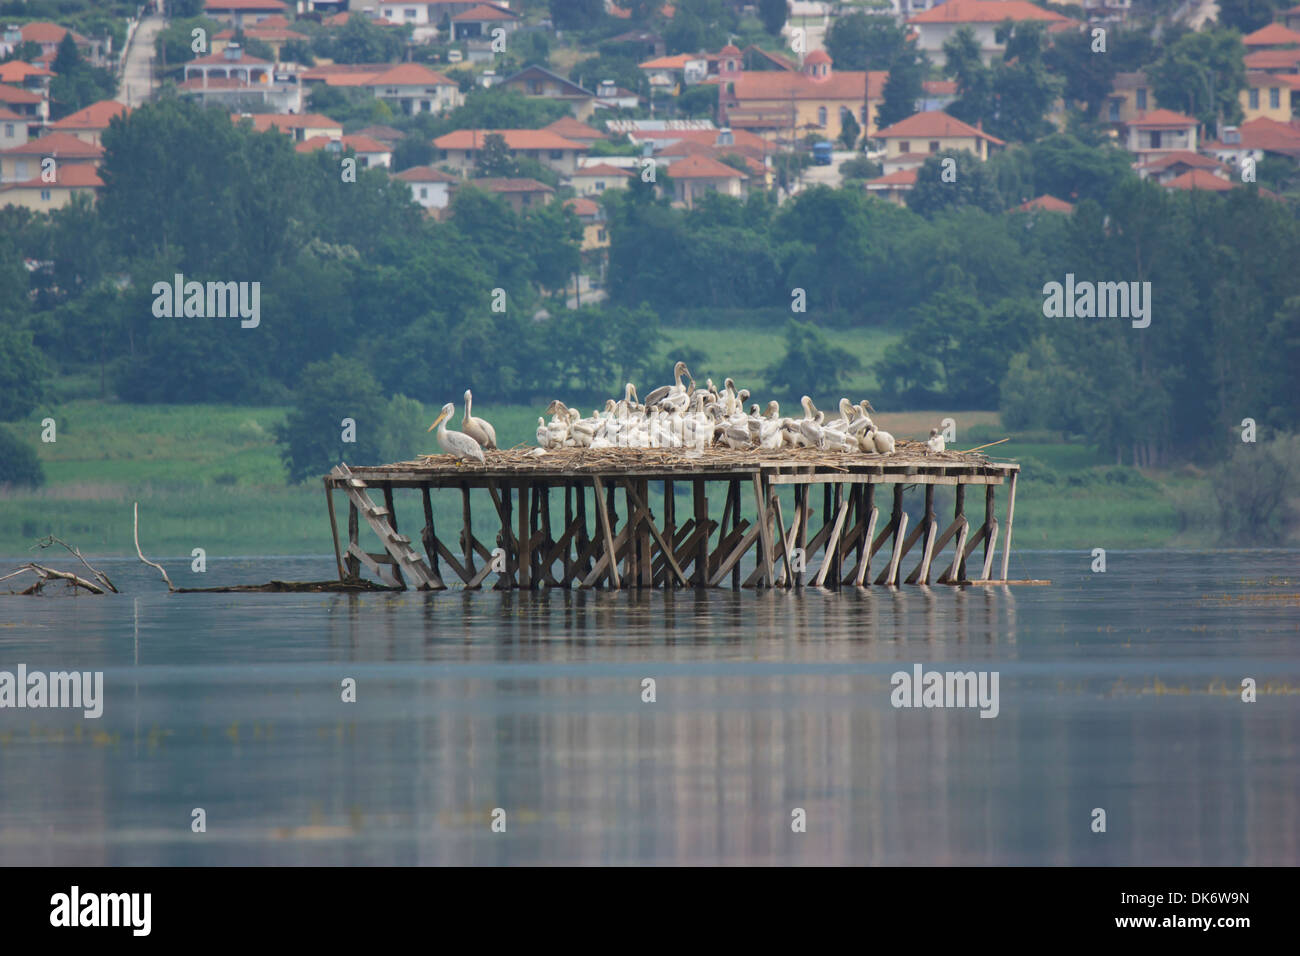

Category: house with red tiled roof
[1164, 168, 1237, 192]
[1121, 109, 1198, 160]
[571, 162, 634, 196]
[213, 23, 308, 60]
[719, 50, 890, 142]
[0, 131, 102, 184]
[1240, 71, 1300, 122]
[1244, 47, 1300, 72]
[302, 62, 461, 115]
[296, 134, 393, 168]
[908, 2, 1075, 64]
[1015, 194, 1075, 213]
[609, 2, 675, 18]
[501, 66, 596, 121]
[544, 116, 606, 148]
[434, 129, 589, 176]
[1105, 72, 1152, 125]
[204, 0, 290, 27]
[872, 110, 1005, 172]
[466, 177, 554, 212]
[392, 164, 459, 213]
[665, 153, 747, 207]
[0, 61, 54, 95]
[1201, 116, 1300, 165]
[863, 167, 917, 206]
[0, 107, 29, 149]
[50, 100, 129, 146]
[1134, 151, 1228, 185]
[0, 162, 102, 212]
[565, 196, 609, 252]
[450, 4, 520, 43]
[13, 22, 102, 64]
[0, 83, 46, 123]
[233, 111, 342, 142]
[180, 45, 303, 112]
[1242, 23, 1300, 48]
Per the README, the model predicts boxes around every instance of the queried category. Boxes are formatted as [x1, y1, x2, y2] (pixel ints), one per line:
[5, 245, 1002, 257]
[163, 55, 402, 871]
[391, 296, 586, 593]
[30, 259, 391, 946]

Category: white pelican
[644, 361, 694, 408]
[926, 428, 946, 454]
[461, 389, 497, 450]
[429, 403, 485, 464]
[864, 424, 895, 455]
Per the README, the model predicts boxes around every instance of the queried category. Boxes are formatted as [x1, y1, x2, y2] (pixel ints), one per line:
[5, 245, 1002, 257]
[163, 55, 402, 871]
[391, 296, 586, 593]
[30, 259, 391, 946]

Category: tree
[49, 31, 117, 118]
[0, 325, 48, 422]
[392, 135, 434, 171]
[877, 49, 925, 129]
[764, 320, 861, 399]
[825, 13, 907, 70]
[0, 427, 44, 488]
[1147, 28, 1247, 129]
[943, 27, 993, 127]
[170, 0, 206, 16]
[1044, 25, 1119, 118]
[907, 151, 1004, 217]
[1216, 0, 1288, 33]
[759, 0, 789, 36]
[475, 132, 518, 177]
[838, 108, 861, 149]
[549, 0, 605, 31]
[276, 356, 394, 483]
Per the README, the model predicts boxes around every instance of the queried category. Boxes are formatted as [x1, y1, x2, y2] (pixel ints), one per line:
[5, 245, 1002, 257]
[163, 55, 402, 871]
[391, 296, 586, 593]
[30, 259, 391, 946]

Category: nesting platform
[321, 444, 1021, 590]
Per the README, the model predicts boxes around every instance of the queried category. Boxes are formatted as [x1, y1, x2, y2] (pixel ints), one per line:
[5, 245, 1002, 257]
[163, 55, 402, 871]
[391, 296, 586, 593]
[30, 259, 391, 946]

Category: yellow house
[1106, 72, 1152, 125]
[0, 163, 101, 211]
[564, 197, 608, 252]
[719, 48, 888, 142]
[1240, 71, 1299, 122]
[872, 110, 1005, 173]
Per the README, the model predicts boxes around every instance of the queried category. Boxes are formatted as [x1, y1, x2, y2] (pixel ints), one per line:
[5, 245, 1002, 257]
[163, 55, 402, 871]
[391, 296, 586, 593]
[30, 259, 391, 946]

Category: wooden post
[639, 479, 653, 588]
[832, 481, 844, 589]
[984, 484, 995, 571]
[498, 481, 513, 590]
[382, 483, 404, 589]
[730, 480, 742, 590]
[751, 474, 776, 588]
[592, 475, 620, 589]
[953, 482, 968, 581]
[663, 480, 675, 588]
[563, 484, 574, 583]
[518, 483, 531, 590]
[1000, 470, 1017, 582]
[421, 485, 441, 582]
[325, 483, 345, 582]
[694, 479, 708, 587]
[461, 483, 476, 576]
[796, 484, 808, 588]
[576, 482, 590, 578]
[346, 502, 360, 578]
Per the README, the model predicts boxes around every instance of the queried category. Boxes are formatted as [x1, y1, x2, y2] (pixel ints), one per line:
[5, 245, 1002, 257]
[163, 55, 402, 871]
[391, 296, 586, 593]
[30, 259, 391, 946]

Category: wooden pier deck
[322, 443, 1021, 591]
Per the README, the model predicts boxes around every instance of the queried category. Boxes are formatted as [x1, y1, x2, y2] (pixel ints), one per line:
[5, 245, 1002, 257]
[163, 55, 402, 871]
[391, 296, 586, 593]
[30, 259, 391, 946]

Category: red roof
[1244, 48, 1300, 69]
[236, 112, 342, 132]
[731, 68, 888, 102]
[2, 131, 103, 158]
[451, 4, 519, 21]
[1163, 169, 1234, 191]
[0, 83, 44, 105]
[1242, 23, 1300, 46]
[922, 79, 958, 96]
[1203, 116, 1300, 154]
[1126, 109, 1197, 129]
[0, 61, 54, 83]
[0, 163, 103, 189]
[545, 116, 604, 140]
[50, 100, 129, 131]
[665, 154, 746, 179]
[0, 107, 26, 121]
[1137, 150, 1223, 171]
[392, 165, 459, 183]
[295, 135, 386, 154]
[1016, 194, 1074, 212]
[19, 22, 89, 45]
[434, 129, 586, 150]
[874, 109, 1006, 145]
[804, 49, 831, 66]
[574, 163, 634, 177]
[205, 0, 289, 10]
[365, 63, 457, 87]
[564, 196, 601, 216]
[908, 1, 1070, 24]
[214, 25, 307, 41]
[865, 168, 918, 187]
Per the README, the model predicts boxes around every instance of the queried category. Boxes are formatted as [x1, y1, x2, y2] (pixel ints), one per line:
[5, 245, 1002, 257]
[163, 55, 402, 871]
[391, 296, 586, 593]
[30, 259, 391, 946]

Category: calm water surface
[0, 550, 1297, 865]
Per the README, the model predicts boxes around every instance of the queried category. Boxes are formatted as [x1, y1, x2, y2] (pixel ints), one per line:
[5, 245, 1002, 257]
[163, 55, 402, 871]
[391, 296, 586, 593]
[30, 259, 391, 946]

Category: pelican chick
[926, 428, 946, 455]
[429, 403, 485, 464]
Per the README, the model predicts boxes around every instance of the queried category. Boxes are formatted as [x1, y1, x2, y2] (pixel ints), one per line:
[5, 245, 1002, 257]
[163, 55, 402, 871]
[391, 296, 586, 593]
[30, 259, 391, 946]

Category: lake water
[0, 550, 1297, 865]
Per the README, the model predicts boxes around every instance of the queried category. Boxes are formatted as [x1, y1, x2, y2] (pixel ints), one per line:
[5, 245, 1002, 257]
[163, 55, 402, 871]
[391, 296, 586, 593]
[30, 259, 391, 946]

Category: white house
[908, 1, 1073, 64]
[392, 163, 459, 211]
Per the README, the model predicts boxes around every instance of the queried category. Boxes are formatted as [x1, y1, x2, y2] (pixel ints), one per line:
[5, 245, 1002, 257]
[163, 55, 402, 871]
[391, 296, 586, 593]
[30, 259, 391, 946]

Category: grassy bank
[0, 395, 1204, 559]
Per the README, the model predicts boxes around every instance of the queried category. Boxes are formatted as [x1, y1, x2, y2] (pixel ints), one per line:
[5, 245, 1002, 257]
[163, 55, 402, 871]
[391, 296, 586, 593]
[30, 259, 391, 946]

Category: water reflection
[0, 551, 1296, 864]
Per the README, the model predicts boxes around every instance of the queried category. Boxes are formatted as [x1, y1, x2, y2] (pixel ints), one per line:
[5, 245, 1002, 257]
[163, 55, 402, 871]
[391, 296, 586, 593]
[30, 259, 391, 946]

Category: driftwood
[33, 535, 118, 592]
[133, 501, 175, 591]
[1, 563, 106, 595]
[173, 579, 400, 593]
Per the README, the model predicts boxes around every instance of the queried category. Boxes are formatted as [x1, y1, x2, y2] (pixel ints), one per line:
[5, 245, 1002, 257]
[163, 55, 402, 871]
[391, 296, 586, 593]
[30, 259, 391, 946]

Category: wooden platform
[322, 446, 1021, 591]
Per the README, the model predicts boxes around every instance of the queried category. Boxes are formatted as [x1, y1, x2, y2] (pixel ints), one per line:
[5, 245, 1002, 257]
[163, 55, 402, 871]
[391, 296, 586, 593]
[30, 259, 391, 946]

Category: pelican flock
[531, 363, 906, 456]
[424, 363, 950, 463]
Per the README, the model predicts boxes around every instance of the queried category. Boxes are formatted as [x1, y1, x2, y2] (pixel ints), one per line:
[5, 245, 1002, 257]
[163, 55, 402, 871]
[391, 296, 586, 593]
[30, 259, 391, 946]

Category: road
[116, 10, 166, 107]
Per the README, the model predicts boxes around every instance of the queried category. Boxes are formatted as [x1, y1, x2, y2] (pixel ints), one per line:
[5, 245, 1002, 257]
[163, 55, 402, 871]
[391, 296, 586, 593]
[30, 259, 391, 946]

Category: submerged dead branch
[2, 563, 105, 595]
[133, 501, 175, 591]
[33, 535, 118, 593]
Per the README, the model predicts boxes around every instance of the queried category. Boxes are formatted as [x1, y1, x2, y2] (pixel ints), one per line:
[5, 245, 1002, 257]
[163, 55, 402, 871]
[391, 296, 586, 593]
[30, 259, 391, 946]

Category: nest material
[379, 440, 994, 474]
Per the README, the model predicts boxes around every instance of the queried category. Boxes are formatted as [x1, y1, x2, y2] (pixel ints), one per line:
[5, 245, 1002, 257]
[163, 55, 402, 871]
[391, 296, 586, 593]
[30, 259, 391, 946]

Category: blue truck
[812, 141, 833, 165]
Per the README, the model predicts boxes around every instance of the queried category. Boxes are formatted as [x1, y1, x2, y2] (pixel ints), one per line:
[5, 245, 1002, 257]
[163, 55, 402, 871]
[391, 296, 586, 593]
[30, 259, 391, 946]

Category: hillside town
[3, 0, 1299, 227]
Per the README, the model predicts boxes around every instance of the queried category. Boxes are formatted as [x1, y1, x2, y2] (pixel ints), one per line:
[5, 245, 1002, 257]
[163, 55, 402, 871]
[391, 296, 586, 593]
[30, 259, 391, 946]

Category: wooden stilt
[814, 492, 850, 588]
[953, 483, 968, 581]
[730, 480, 742, 590]
[518, 483, 532, 590]
[461, 483, 475, 577]
[382, 483, 405, 589]
[346, 502, 360, 578]
[1000, 470, 1018, 582]
[796, 484, 808, 588]
[694, 480, 708, 587]
[751, 474, 776, 588]
[592, 475, 620, 590]
[325, 483, 344, 582]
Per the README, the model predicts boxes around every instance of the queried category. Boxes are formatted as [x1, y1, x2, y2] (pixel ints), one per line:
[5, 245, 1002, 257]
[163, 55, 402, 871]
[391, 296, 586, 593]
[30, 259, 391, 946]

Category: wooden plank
[623, 480, 689, 587]
[324, 482, 345, 582]
[347, 543, 394, 585]
[938, 518, 970, 585]
[382, 483, 405, 589]
[796, 484, 808, 588]
[854, 507, 878, 586]
[980, 520, 999, 581]
[730, 480, 742, 590]
[580, 523, 632, 589]
[773, 491, 794, 585]
[694, 480, 708, 587]
[881, 512, 909, 587]
[431, 535, 473, 585]
[1000, 470, 1018, 582]
[461, 483, 476, 576]
[813, 498, 850, 587]
[518, 483, 531, 590]
[591, 475, 620, 590]
[708, 521, 761, 587]
[752, 475, 776, 588]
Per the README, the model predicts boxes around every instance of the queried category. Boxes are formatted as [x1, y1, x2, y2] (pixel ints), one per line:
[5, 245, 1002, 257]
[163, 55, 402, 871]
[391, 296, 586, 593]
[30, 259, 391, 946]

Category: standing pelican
[429, 403, 485, 463]
[925, 427, 946, 454]
[461, 389, 497, 450]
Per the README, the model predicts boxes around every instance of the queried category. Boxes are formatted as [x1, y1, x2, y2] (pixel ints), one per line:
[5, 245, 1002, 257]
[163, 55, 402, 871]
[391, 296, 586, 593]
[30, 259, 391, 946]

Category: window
[406, 8, 417, 18]
[40, 189, 51, 200]
[929, 140, 940, 153]
[419, 187, 428, 199]
[1149, 131, 1161, 149]
[521, 194, 531, 206]
[898, 141, 910, 153]
[597, 228, 607, 241]
[550, 149, 563, 159]
[1271, 87, 1280, 109]
[3, 123, 12, 136]
[817, 106, 827, 126]
[595, 181, 605, 190]
[1108, 100, 1120, 121]
[1249, 88, 1259, 109]
[1136, 89, 1147, 110]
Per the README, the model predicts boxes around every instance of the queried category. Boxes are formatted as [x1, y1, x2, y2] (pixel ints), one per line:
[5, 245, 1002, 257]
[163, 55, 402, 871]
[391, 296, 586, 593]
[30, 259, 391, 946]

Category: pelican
[926, 428, 946, 454]
[864, 424, 895, 455]
[644, 361, 693, 408]
[429, 403, 485, 464]
[461, 389, 497, 450]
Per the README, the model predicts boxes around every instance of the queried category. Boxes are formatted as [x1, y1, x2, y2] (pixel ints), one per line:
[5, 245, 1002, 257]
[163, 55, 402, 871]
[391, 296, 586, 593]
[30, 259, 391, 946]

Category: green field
[0, 387, 1207, 560]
